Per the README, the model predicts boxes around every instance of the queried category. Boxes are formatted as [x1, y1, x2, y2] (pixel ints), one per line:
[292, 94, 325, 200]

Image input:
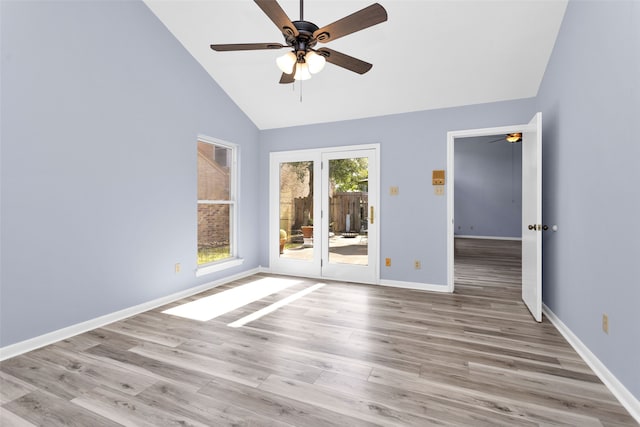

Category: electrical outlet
[175, 263, 181, 273]
[390, 186, 399, 196]
[385, 258, 391, 267]
[434, 186, 444, 195]
[602, 314, 609, 334]
[414, 260, 421, 269]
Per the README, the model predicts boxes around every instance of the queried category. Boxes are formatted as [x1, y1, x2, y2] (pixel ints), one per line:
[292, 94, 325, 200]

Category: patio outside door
[270, 146, 379, 284]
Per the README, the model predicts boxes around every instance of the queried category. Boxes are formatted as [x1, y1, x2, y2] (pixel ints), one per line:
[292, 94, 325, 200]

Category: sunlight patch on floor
[162, 277, 302, 321]
[228, 283, 325, 328]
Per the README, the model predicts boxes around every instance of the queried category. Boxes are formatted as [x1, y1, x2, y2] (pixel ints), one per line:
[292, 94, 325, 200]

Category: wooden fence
[330, 192, 368, 233]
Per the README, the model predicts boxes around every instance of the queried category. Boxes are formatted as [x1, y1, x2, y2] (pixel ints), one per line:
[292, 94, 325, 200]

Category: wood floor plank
[0, 407, 37, 427]
[313, 369, 537, 426]
[4, 389, 120, 427]
[135, 381, 295, 427]
[25, 345, 158, 397]
[0, 371, 37, 405]
[198, 375, 376, 427]
[1, 238, 636, 426]
[259, 373, 450, 426]
[71, 386, 208, 427]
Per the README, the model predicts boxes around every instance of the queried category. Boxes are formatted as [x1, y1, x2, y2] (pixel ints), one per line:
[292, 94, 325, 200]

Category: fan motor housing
[286, 20, 320, 53]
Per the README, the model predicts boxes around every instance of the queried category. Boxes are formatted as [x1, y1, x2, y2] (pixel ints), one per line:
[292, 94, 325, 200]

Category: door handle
[370, 206, 374, 224]
[528, 224, 549, 231]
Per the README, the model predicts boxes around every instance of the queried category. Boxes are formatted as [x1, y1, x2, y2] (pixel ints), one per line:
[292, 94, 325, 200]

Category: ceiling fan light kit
[210, 0, 388, 84]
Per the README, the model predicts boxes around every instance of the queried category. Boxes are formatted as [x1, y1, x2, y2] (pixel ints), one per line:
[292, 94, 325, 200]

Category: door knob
[528, 225, 535, 230]
[543, 225, 549, 231]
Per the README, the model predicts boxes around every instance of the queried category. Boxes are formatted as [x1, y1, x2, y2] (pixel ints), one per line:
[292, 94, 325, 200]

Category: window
[197, 137, 239, 271]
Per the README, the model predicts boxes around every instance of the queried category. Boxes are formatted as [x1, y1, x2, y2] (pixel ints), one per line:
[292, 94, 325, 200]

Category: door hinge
[321, 259, 323, 267]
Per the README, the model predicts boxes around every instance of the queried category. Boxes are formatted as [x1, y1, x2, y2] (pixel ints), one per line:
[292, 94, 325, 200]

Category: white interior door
[521, 112, 543, 322]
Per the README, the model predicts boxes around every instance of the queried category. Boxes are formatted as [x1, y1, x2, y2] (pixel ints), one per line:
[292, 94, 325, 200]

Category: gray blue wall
[536, 0, 640, 398]
[259, 99, 536, 285]
[454, 136, 522, 238]
[0, 0, 260, 347]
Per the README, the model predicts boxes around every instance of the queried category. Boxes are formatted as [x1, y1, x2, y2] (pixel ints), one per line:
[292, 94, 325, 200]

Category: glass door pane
[327, 157, 369, 266]
[278, 161, 314, 261]
[321, 148, 377, 284]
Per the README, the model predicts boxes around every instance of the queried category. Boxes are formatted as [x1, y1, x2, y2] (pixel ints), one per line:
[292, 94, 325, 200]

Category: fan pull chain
[299, 80, 303, 103]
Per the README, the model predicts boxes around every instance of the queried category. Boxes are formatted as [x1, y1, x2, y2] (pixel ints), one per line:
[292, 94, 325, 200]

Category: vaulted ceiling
[144, 0, 568, 130]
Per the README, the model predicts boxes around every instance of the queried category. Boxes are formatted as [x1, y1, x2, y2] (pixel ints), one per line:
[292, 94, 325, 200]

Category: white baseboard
[455, 235, 521, 241]
[258, 265, 272, 274]
[379, 279, 450, 293]
[0, 267, 260, 361]
[542, 303, 640, 423]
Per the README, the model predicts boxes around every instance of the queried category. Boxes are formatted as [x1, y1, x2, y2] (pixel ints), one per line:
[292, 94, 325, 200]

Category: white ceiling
[144, 0, 568, 130]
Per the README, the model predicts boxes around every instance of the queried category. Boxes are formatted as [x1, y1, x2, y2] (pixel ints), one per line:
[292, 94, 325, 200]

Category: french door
[270, 145, 379, 284]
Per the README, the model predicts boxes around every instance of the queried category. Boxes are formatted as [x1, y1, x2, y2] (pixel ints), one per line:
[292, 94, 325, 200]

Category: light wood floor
[1, 238, 636, 426]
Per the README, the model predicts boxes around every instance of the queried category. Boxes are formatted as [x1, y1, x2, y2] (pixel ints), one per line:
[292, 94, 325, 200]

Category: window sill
[196, 258, 244, 277]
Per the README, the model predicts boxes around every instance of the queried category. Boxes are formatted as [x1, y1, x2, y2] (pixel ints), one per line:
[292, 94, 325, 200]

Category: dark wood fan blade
[317, 48, 372, 74]
[313, 3, 387, 43]
[210, 43, 285, 51]
[279, 72, 295, 84]
[254, 0, 298, 38]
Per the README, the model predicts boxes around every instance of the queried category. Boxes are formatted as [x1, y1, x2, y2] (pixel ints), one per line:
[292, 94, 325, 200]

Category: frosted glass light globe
[276, 52, 296, 73]
[294, 62, 312, 80]
[305, 51, 326, 74]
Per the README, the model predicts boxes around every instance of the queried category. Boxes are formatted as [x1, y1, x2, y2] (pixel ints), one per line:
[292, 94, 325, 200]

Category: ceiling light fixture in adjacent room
[506, 133, 522, 143]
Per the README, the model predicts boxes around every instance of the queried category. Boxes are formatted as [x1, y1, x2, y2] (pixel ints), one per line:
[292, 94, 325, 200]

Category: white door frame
[446, 123, 536, 292]
[269, 143, 380, 284]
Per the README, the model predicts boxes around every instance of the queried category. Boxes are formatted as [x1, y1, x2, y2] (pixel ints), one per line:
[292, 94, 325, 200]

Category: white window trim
[196, 134, 242, 277]
[196, 258, 244, 277]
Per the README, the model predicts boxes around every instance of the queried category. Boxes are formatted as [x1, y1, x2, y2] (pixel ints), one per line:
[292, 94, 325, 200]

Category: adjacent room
[1, 0, 638, 425]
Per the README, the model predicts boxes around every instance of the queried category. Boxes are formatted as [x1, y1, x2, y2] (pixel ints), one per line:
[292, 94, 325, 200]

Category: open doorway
[453, 134, 523, 300]
[446, 113, 543, 321]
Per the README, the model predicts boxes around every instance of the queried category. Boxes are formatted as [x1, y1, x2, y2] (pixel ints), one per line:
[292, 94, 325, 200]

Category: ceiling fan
[210, 0, 388, 84]
[488, 133, 523, 143]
